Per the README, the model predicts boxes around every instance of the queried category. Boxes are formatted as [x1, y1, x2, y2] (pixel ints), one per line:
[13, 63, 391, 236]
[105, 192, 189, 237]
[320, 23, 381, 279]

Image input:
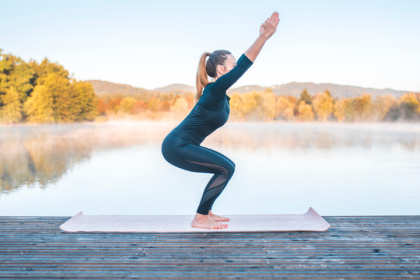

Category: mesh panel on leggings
[185, 159, 230, 213]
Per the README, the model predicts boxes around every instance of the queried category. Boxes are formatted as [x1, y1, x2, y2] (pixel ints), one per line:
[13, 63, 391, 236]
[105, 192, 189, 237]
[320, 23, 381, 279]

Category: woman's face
[216, 54, 237, 78]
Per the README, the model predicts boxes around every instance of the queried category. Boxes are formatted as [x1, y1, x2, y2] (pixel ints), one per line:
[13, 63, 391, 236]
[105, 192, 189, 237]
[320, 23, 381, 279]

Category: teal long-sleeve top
[168, 53, 253, 145]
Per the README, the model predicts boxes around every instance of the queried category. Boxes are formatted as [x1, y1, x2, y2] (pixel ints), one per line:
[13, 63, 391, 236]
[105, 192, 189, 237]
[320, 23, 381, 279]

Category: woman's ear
[216, 64, 225, 77]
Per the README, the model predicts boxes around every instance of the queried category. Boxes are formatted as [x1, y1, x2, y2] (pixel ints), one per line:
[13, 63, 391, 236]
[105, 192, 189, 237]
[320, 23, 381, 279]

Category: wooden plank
[0, 215, 419, 279]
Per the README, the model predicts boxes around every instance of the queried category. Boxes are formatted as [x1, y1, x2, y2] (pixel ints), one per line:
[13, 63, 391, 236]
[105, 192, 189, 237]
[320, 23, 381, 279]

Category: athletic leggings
[161, 134, 235, 215]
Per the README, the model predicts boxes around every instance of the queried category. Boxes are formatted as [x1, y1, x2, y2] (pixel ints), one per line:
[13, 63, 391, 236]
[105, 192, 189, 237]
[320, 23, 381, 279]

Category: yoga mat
[59, 207, 330, 233]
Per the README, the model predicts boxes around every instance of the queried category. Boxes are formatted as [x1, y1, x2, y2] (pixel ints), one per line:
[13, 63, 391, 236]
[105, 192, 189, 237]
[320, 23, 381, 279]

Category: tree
[313, 91, 334, 121]
[106, 99, 118, 113]
[72, 80, 98, 121]
[185, 95, 195, 109]
[159, 100, 171, 112]
[28, 58, 69, 82]
[333, 98, 353, 122]
[276, 96, 294, 120]
[0, 86, 22, 123]
[299, 89, 312, 105]
[119, 97, 137, 114]
[24, 73, 79, 123]
[97, 99, 107, 115]
[353, 94, 372, 121]
[385, 93, 420, 121]
[298, 101, 314, 121]
[148, 97, 161, 112]
[131, 100, 148, 114]
[229, 92, 246, 120]
[171, 97, 189, 116]
[0, 50, 35, 123]
[372, 94, 395, 121]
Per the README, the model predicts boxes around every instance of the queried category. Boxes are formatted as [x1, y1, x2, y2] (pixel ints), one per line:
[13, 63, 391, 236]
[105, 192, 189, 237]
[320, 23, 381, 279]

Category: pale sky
[2, 0, 419, 92]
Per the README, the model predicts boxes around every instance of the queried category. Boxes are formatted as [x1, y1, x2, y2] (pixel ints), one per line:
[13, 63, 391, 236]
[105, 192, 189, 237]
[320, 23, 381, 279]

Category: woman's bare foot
[208, 210, 230, 221]
[191, 213, 228, 229]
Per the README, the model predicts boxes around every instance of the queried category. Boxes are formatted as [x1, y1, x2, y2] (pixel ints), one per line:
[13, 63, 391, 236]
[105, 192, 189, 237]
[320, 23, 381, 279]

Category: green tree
[299, 89, 312, 105]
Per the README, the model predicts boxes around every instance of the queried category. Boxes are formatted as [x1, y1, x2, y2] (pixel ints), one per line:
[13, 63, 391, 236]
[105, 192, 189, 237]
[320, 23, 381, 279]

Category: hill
[153, 83, 195, 92]
[228, 82, 409, 98]
[86, 80, 410, 99]
[87, 80, 152, 96]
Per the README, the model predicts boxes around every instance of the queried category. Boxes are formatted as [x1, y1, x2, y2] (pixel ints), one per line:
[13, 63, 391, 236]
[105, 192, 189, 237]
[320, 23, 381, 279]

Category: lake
[0, 121, 419, 216]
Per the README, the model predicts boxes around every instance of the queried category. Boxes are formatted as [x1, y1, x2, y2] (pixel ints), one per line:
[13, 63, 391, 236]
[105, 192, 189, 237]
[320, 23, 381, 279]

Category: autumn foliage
[1, 49, 420, 124]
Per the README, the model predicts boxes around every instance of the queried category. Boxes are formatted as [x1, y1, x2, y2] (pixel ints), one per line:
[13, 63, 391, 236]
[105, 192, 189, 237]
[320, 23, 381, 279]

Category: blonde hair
[195, 50, 231, 103]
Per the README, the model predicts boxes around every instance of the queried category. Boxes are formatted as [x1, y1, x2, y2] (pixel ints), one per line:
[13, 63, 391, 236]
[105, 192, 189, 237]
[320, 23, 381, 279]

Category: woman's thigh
[162, 135, 234, 175]
[198, 145, 235, 168]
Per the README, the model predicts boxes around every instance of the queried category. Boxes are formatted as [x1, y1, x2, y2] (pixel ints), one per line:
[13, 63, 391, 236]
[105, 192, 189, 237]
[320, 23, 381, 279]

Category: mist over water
[0, 121, 419, 216]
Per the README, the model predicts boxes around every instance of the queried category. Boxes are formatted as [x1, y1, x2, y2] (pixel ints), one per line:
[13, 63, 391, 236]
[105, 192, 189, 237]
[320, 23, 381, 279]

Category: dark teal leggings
[161, 134, 235, 215]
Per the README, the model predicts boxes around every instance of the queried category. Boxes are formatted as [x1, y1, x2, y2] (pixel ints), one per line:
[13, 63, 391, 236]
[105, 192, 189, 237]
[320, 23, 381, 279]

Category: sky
[1, 0, 419, 92]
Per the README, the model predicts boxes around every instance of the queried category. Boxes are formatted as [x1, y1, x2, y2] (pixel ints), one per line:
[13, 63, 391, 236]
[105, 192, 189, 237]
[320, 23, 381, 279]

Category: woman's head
[195, 50, 236, 103]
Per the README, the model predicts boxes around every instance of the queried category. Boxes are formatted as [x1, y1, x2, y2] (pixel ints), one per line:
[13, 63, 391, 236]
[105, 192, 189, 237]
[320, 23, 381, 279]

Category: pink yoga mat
[59, 207, 330, 233]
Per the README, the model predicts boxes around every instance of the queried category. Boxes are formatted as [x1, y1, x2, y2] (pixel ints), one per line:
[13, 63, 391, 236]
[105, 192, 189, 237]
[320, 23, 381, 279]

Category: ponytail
[195, 50, 232, 104]
[195, 52, 212, 103]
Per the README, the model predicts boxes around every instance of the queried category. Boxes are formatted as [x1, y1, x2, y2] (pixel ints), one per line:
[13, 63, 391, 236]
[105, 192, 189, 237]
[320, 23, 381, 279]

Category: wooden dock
[0, 215, 419, 279]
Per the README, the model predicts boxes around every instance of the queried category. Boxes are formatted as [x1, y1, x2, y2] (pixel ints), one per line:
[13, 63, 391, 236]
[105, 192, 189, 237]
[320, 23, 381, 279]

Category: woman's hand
[245, 12, 280, 62]
[260, 12, 280, 39]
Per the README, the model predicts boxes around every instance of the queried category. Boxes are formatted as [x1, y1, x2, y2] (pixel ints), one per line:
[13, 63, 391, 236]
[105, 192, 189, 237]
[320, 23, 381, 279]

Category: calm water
[0, 121, 419, 216]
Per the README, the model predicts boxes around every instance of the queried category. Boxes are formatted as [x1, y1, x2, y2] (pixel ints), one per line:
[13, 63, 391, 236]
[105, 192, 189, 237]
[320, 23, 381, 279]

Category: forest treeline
[1, 49, 420, 124]
[0, 49, 97, 124]
[88, 86, 420, 123]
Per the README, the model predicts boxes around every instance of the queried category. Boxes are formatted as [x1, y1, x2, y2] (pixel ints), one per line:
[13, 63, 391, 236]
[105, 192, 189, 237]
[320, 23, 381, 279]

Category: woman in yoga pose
[161, 12, 280, 229]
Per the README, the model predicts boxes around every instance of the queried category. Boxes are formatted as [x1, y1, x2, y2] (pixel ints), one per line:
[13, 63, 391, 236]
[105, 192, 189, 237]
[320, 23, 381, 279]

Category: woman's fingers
[269, 12, 278, 24]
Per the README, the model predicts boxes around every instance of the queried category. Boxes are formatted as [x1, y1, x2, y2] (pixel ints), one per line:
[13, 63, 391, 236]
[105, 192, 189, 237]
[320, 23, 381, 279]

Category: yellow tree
[298, 101, 314, 121]
[119, 97, 137, 114]
[148, 97, 161, 112]
[0, 50, 35, 123]
[394, 93, 420, 120]
[72, 80, 98, 121]
[0, 86, 22, 123]
[171, 97, 189, 116]
[372, 94, 395, 121]
[353, 94, 373, 121]
[275, 95, 294, 120]
[334, 99, 346, 122]
[239, 92, 258, 118]
[243, 90, 276, 121]
[260, 90, 276, 121]
[228, 92, 245, 120]
[313, 91, 334, 121]
[23, 83, 55, 123]
[28, 58, 69, 82]
[24, 73, 78, 123]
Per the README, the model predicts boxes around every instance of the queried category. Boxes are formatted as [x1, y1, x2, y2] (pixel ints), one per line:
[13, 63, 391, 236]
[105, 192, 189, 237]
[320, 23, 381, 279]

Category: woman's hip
[161, 134, 190, 161]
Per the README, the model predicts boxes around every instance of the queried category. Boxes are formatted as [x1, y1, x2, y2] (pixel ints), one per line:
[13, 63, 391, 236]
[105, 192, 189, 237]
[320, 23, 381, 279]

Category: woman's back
[168, 53, 253, 145]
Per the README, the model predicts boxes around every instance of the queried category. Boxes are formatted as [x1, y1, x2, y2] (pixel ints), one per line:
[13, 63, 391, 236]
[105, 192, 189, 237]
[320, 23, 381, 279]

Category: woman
[161, 12, 280, 229]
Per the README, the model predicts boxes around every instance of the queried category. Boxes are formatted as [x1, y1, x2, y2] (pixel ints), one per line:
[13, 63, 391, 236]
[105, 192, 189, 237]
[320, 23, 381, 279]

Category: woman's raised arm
[244, 11, 280, 62]
[209, 12, 280, 99]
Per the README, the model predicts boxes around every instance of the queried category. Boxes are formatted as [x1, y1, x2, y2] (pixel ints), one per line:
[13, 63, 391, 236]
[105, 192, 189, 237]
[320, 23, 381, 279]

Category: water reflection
[1, 121, 419, 194]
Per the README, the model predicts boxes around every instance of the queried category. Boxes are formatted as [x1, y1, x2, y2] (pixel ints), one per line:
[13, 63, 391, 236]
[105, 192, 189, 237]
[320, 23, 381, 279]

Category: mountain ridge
[87, 80, 411, 99]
